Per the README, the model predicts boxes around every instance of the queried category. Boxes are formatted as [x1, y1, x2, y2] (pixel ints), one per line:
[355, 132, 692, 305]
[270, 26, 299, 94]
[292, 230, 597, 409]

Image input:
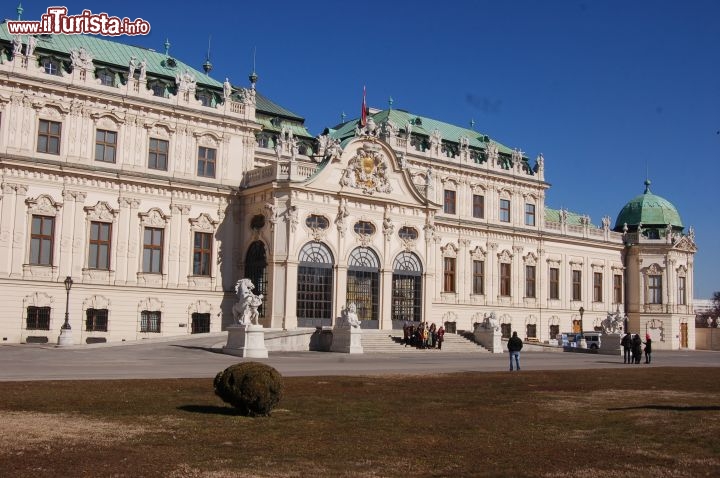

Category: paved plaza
[0, 333, 718, 381]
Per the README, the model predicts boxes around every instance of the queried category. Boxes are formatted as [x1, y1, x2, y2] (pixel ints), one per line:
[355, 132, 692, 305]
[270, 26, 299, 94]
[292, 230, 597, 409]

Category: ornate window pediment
[645, 263, 663, 275]
[677, 265, 687, 277]
[84, 201, 118, 222]
[190, 213, 218, 232]
[470, 246, 486, 260]
[82, 295, 111, 310]
[139, 208, 170, 227]
[26, 195, 62, 216]
[498, 249, 513, 263]
[23, 292, 53, 308]
[441, 242, 459, 258]
[524, 252, 537, 265]
[138, 297, 163, 312]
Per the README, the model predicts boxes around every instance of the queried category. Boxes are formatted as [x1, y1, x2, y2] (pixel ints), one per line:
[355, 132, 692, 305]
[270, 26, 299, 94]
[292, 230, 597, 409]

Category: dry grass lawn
[1, 367, 719, 477]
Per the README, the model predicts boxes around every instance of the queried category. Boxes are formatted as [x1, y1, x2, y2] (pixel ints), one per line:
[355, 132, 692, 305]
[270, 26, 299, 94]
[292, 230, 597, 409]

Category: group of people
[402, 322, 445, 349]
[621, 333, 652, 364]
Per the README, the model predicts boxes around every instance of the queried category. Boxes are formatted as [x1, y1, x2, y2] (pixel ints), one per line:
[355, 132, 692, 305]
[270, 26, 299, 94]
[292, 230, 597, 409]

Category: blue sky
[12, 1, 720, 298]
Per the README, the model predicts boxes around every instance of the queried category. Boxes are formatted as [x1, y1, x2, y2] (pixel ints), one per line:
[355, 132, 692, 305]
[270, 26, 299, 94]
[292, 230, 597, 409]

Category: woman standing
[644, 334, 652, 364]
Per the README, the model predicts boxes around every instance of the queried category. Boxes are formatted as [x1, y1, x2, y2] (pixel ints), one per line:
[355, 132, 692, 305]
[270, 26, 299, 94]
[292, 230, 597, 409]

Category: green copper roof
[329, 108, 518, 156]
[613, 180, 683, 231]
[256, 92, 305, 122]
[0, 22, 222, 89]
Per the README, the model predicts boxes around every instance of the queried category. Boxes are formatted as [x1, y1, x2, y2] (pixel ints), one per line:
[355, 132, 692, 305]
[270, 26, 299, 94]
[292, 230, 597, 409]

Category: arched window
[244, 241, 267, 318]
[297, 242, 334, 327]
[347, 247, 380, 327]
[391, 252, 423, 326]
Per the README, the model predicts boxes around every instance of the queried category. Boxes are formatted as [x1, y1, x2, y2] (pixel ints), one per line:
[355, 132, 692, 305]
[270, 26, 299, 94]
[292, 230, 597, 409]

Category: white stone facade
[0, 31, 697, 350]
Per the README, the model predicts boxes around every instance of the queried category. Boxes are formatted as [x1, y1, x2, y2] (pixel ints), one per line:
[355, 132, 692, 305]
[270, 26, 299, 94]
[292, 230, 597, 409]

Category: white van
[582, 332, 601, 350]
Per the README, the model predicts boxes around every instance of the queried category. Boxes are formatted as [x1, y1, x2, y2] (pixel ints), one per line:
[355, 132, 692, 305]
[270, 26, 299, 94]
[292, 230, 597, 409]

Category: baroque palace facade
[0, 25, 698, 349]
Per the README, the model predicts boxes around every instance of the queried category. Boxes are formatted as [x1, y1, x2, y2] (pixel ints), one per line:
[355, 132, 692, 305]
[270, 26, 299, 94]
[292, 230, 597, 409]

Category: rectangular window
[525, 203, 536, 226]
[648, 275, 662, 304]
[525, 265, 536, 298]
[549, 324, 560, 340]
[443, 190, 456, 215]
[549, 267, 560, 300]
[572, 270, 582, 301]
[443, 257, 456, 293]
[472, 260, 484, 295]
[501, 323, 511, 339]
[142, 227, 163, 273]
[193, 232, 212, 276]
[526, 324, 537, 339]
[26, 306, 51, 330]
[593, 272, 603, 302]
[86, 308, 108, 332]
[191, 313, 211, 334]
[499, 199, 511, 223]
[88, 222, 111, 270]
[613, 274, 623, 304]
[37, 119, 61, 155]
[678, 276, 686, 305]
[95, 129, 117, 163]
[140, 310, 161, 333]
[500, 263, 511, 296]
[472, 194, 485, 219]
[30, 215, 54, 265]
[148, 138, 169, 171]
[197, 146, 216, 178]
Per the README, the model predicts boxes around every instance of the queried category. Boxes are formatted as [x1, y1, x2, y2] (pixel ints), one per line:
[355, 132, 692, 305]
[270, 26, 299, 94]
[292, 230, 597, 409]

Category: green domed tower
[614, 180, 683, 239]
[618, 180, 697, 349]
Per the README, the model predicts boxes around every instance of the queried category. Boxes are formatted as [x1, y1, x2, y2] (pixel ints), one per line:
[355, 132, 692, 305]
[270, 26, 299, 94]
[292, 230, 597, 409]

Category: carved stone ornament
[524, 253, 537, 266]
[70, 46, 94, 70]
[340, 144, 392, 195]
[83, 295, 111, 311]
[498, 249, 513, 262]
[441, 243, 459, 258]
[470, 246, 486, 260]
[138, 297, 163, 312]
[26, 195, 61, 215]
[139, 208, 169, 227]
[84, 201, 118, 222]
[189, 213, 218, 233]
[646, 263, 662, 275]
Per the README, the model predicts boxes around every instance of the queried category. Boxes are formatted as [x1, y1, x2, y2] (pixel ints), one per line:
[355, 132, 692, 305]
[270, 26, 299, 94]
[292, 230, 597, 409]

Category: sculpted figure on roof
[317, 134, 343, 162]
[223, 78, 232, 100]
[12, 35, 22, 58]
[71, 47, 94, 71]
[128, 56, 137, 79]
[26, 36, 36, 57]
[138, 59, 147, 81]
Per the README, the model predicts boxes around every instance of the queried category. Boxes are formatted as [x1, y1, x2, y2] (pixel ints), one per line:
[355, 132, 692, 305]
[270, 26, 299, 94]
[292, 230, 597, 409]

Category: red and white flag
[361, 85, 367, 127]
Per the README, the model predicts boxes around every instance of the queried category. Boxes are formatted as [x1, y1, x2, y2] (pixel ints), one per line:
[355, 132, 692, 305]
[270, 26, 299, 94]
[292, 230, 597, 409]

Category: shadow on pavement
[607, 405, 720, 412]
[178, 404, 241, 416]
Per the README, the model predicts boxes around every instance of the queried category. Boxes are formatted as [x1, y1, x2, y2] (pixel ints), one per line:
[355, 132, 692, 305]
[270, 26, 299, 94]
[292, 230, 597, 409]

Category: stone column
[177, 205, 191, 288]
[11, 184, 28, 278]
[0, 184, 16, 277]
[71, 191, 87, 279]
[168, 203, 183, 288]
[125, 198, 141, 285]
[115, 197, 132, 285]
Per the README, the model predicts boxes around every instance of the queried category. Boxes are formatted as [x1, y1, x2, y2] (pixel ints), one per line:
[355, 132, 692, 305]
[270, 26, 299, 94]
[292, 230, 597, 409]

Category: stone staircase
[360, 330, 489, 353]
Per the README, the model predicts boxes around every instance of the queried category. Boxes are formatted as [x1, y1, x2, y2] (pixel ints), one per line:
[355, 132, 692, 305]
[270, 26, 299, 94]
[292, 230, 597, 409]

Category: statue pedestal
[223, 325, 268, 358]
[330, 326, 363, 354]
[473, 325, 503, 353]
[57, 328, 74, 347]
[599, 333, 622, 355]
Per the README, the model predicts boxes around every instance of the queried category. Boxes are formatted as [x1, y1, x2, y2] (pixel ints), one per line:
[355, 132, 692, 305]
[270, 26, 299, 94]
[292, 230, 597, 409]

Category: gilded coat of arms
[340, 145, 392, 195]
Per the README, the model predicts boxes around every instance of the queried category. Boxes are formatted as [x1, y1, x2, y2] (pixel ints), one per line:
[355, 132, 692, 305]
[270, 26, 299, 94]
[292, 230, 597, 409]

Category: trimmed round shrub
[213, 362, 284, 417]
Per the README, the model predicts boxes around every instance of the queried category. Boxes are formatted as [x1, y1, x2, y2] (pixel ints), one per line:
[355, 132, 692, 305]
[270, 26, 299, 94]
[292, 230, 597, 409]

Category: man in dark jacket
[631, 334, 643, 364]
[508, 331, 523, 371]
[620, 333, 632, 364]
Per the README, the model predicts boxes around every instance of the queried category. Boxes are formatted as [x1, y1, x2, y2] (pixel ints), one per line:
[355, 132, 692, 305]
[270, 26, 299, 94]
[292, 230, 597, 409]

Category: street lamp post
[57, 276, 74, 346]
[578, 306, 587, 349]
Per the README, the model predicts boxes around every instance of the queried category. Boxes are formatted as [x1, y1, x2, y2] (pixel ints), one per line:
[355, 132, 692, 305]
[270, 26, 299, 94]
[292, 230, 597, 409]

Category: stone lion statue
[232, 278, 264, 326]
